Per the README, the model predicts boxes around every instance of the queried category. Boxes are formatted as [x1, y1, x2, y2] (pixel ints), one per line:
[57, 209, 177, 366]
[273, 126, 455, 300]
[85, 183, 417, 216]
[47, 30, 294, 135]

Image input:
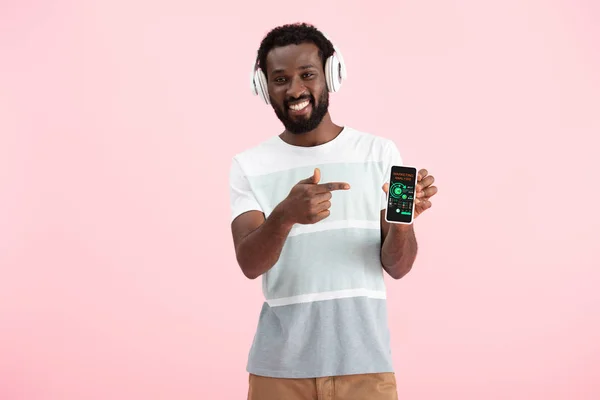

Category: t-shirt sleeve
[229, 157, 264, 222]
[380, 139, 404, 210]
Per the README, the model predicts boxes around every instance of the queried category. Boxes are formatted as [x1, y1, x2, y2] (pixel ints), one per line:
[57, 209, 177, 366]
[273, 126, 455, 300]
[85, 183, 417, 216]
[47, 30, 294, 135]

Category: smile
[289, 100, 310, 111]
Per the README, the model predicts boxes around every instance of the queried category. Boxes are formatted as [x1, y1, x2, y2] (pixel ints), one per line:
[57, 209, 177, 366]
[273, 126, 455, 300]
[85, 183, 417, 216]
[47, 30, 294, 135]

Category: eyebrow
[270, 64, 317, 76]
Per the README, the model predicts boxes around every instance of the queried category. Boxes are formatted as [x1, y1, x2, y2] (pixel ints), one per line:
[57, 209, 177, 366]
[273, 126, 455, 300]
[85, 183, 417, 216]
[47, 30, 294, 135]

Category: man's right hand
[231, 167, 350, 279]
[277, 168, 350, 226]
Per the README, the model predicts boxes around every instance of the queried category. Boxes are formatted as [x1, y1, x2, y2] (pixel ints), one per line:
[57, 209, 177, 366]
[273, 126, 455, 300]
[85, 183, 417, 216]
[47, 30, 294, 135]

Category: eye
[302, 72, 315, 79]
[274, 77, 287, 84]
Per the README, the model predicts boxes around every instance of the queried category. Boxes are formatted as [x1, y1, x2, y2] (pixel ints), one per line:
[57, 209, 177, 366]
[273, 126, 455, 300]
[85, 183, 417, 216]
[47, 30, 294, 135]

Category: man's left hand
[382, 168, 438, 220]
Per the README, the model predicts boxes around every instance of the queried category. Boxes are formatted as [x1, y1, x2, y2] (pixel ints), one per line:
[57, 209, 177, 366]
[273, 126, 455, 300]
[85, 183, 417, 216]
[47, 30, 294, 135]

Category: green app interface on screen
[386, 166, 417, 223]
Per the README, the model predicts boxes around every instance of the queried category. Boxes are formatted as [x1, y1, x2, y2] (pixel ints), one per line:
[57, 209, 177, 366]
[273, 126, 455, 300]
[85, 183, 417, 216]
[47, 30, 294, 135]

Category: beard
[272, 90, 329, 135]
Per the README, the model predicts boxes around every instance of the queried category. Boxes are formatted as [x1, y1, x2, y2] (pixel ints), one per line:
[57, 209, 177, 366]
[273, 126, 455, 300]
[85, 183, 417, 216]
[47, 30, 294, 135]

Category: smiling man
[229, 23, 438, 400]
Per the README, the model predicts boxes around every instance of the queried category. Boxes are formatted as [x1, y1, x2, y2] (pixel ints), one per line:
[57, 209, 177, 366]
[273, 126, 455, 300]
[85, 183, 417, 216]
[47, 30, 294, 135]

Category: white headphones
[250, 34, 347, 105]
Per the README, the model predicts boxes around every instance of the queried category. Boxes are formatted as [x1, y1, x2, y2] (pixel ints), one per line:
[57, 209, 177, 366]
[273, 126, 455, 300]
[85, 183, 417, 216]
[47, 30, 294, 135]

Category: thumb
[299, 168, 320, 184]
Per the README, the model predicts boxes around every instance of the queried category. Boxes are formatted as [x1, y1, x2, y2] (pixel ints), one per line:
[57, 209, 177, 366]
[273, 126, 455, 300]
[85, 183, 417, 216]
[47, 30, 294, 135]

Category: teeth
[290, 100, 309, 111]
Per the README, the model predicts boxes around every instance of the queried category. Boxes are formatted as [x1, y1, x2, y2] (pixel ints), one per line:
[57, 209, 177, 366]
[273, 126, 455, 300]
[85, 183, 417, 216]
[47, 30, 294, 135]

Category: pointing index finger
[315, 182, 350, 192]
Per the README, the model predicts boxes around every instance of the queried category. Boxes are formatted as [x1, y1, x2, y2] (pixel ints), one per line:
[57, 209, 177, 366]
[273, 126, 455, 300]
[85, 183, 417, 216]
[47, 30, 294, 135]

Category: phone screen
[385, 165, 417, 224]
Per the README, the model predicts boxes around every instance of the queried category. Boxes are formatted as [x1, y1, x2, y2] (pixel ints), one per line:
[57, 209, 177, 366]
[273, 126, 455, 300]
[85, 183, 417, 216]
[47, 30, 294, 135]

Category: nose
[286, 75, 306, 99]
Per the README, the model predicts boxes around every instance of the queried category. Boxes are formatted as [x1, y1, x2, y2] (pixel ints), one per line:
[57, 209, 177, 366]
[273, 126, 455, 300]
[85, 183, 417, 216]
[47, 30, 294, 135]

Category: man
[229, 23, 438, 400]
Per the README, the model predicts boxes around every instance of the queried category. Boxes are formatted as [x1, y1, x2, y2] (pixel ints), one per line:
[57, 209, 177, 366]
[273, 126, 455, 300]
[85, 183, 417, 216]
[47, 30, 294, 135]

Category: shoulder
[230, 135, 282, 175]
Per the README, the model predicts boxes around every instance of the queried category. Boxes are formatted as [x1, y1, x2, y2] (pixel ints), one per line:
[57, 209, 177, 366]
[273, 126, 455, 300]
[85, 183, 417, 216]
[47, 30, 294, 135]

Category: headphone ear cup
[325, 53, 342, 93]
[334, 45, 347, 80]
[255, 68, 270, 105]
[251, 62, 259, 96]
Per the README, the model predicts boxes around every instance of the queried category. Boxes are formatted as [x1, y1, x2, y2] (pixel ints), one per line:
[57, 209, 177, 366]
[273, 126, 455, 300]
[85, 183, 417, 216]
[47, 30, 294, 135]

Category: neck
[279, 114, 343, 147]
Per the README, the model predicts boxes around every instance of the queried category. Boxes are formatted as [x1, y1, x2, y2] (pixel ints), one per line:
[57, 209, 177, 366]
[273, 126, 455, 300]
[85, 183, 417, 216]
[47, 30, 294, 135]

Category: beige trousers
[247, 372, 398, 400]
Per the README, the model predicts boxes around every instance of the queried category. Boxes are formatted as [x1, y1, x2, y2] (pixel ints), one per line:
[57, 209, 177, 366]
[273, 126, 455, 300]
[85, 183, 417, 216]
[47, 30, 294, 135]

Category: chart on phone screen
[389, 182, 414, 215]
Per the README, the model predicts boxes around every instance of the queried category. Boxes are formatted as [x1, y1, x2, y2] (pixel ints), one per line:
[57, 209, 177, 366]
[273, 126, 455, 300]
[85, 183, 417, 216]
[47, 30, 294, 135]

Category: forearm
[381, 224, 418, 279]
[235, 204, 294, 279]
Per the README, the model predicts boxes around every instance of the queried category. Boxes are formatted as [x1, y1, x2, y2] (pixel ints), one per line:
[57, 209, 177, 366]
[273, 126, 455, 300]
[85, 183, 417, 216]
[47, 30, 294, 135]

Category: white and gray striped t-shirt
[229, 126, 403, 379]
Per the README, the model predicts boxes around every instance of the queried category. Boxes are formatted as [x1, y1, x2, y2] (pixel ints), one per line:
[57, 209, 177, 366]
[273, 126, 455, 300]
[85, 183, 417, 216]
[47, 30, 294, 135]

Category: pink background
[1, 0, 599, 399]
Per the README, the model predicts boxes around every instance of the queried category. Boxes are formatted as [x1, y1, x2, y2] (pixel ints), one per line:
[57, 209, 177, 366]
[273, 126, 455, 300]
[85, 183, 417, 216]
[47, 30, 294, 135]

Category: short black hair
[256, 22, 335, 78]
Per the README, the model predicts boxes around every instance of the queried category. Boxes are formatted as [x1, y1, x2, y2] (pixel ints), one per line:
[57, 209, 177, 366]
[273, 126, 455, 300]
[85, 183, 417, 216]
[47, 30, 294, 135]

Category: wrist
[390, 222, 413, 233]
[386, 222, 414, 242]
[272, 201, 295, 230]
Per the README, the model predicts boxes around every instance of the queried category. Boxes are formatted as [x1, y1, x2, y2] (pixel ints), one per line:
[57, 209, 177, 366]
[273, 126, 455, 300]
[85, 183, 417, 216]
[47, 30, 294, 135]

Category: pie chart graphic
[390, 183, 406, 199]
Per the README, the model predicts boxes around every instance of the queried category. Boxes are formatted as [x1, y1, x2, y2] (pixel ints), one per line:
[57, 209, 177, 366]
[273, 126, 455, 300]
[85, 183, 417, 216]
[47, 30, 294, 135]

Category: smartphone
[385, 165, 418, 224]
